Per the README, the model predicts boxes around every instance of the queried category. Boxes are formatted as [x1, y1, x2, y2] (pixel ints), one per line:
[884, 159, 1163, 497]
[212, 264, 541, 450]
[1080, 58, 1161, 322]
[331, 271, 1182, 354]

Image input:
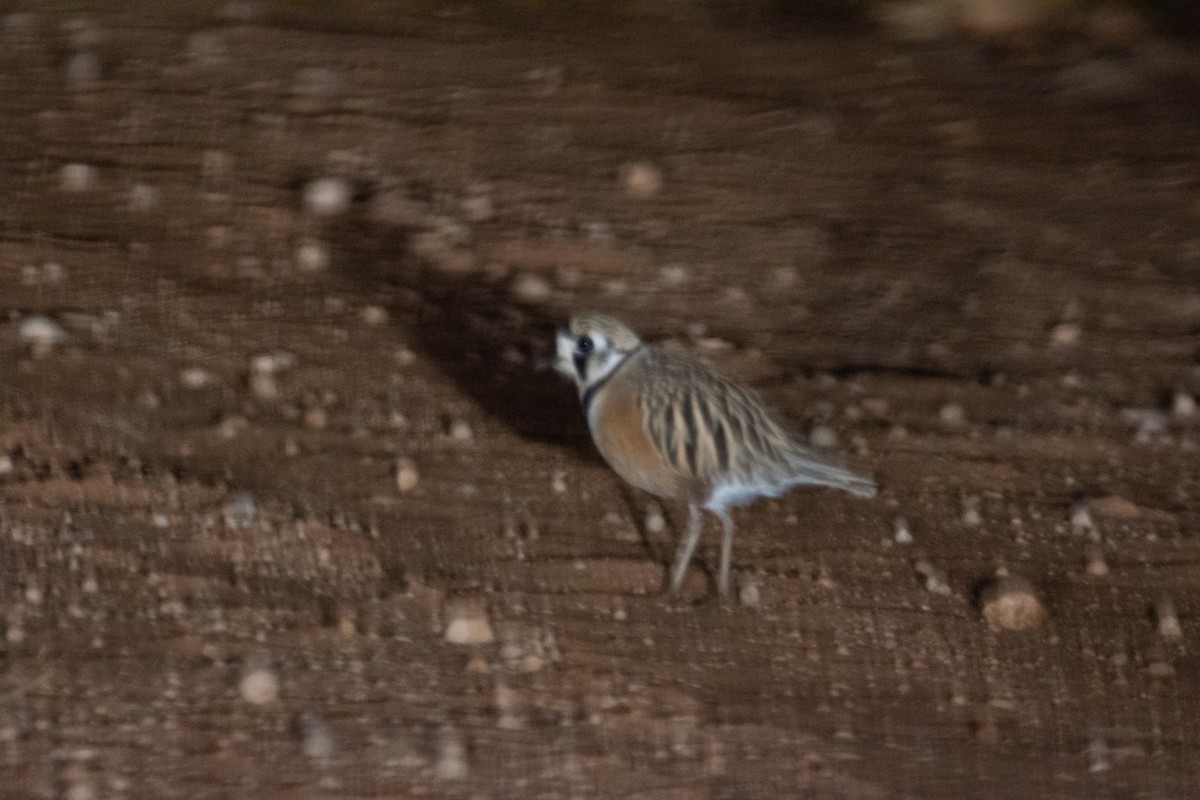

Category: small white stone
[938, 402, 967, 427]
[0, 454, 13, 476]
[303, 177, 352, 217]
[298, 712, 335, 760]
[18, 315, 66, 350]
[644, 502, 666, 534]
[737, 577, 761, 608]
[914, 560, 951, 596]
[551, 470, 567, 494]
[443, 597, 494, 646]
[360, 305, 388, 326]
[510, 272, 551, 303]
[448, 419, 473, 442]
[462, 187, 494, 222]
[1156, 598, 1183, 640]
[809, 424, 839, 449]
[60, 163, 96, 193]
[65, 51, 101, 88]
[126, 182, 159, 212]
[1050, 322, 1082, 347]
[295, 239, 330, 273]
[239, 667, 280, 705]
[434, 729, 469, 781]
[619, 161, 663, 199]
[893, 517, 913, 544]
[1172, 392, 1197, 420]
[179, 366, 214, 389]
[1069, 502, 1096, 532]
[1084, 544, 1109, 576]
[223, 491, 257, 529]
[394, 457, 419, 492]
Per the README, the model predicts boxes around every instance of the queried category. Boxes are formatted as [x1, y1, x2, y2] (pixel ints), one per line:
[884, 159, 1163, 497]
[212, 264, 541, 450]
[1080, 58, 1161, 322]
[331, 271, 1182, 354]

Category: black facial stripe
[574, 353, 588, 378]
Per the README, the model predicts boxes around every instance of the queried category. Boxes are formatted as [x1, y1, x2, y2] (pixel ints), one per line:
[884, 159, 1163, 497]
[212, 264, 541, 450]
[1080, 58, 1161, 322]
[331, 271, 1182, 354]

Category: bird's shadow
[328, 216, 594, 458]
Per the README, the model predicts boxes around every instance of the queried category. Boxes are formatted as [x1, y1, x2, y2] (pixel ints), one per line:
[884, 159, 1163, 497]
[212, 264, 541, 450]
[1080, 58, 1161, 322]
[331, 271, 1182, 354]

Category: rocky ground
[1, 4, 1199, 799]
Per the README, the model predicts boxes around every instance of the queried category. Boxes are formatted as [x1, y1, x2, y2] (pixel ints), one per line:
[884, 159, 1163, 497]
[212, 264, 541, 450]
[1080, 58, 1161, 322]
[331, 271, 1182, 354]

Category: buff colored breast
[587, 370, 688, 501]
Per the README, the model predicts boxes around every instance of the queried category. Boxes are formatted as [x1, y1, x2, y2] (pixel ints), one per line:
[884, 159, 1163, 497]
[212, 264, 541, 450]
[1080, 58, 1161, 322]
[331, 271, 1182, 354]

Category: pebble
[223, 490, 257, 529]
[1155, 597, 1183, 640]
[65, 51, 101, 88]
[295, 239, 330, 273]
[619, 161, 663, 199]
[737, 576, 761, 608]
[180, 366, 214, 389]
[1087, 736, 1110, 773]
[434, 728, 469, 780]
[1049, 321, 1082, 347]
[303, 407, 328, 430]
[447, 419, 473, 442]
[60, 163, 97, 193]
[510, 272, 552, 303]
[248, 368, 279, 402]
[239, 665, 280, 704]
[443, 597, 494, 645]
[394, 457, 419, 493]
[493, 682, 525, 730]
[462, 184, 495, 222]
[1172, 392, 1197, 420]
[18, 315, 66, 353]
[303, 177, 352, 217]
[128, 183, 159, 212]
[938, 402, 967, 427]
[978, 572, 1047, 631]
[893, 517, 913, 544]
[809, 424, 839, 449]
[1069, 502, 1096, 533]
[360, 305, 388, 326]
[644, 502, 666, 534]
[913, 559, 952, 596]
[298, 711, 335, 760]
[1084, 544, 1109, 577]
[961, 500, 982, 528]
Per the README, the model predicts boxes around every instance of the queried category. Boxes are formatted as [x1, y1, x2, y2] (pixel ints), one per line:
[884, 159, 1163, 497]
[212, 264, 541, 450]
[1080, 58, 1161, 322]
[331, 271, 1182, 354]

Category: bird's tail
[784, 453, 877, 498]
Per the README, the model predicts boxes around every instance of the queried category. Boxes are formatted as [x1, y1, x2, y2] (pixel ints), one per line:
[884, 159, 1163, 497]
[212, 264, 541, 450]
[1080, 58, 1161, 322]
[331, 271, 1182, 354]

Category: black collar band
[580, 344, 642, 415]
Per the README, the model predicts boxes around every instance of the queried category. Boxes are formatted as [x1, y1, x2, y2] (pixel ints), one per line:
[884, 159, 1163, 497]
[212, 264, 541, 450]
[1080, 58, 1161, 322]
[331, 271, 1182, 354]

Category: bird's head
[552, 312, 643, 394]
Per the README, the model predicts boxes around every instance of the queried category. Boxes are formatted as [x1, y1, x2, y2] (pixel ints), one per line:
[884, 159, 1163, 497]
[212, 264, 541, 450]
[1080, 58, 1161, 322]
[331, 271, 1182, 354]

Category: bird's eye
[575, 336, 594, 354]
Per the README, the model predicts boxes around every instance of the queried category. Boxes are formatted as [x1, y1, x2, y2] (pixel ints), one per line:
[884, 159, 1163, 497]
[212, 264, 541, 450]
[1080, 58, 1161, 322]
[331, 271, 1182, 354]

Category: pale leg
[668, 502, 704, 595]
[714, 507, 734, 596]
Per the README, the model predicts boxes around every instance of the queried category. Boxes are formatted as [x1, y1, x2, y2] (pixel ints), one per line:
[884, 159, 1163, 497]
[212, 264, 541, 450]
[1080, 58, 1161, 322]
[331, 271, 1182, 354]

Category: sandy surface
[1, 6, 1199, 799]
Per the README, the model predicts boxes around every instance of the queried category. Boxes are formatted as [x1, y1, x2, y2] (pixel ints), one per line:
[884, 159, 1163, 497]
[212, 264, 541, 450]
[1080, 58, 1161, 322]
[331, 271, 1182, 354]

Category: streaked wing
[639, 348, 876, 497]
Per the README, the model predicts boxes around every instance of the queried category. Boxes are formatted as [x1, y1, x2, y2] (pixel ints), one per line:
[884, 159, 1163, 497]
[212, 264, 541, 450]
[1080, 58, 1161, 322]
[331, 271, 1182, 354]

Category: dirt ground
[1, 5, 1199, 799]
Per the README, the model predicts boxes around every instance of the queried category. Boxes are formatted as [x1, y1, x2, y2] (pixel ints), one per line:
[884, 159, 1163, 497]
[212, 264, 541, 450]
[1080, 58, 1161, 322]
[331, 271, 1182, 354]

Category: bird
[551, 312, 876, 597]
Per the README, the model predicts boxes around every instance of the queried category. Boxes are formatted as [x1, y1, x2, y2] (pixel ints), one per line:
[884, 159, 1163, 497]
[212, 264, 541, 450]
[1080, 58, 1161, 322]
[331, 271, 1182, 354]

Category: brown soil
[2, 6, 1199, 799]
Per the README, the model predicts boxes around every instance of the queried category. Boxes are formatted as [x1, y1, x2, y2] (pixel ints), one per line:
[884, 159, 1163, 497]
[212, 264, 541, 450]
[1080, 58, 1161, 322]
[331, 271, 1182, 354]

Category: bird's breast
[587, 377, 689, 500]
